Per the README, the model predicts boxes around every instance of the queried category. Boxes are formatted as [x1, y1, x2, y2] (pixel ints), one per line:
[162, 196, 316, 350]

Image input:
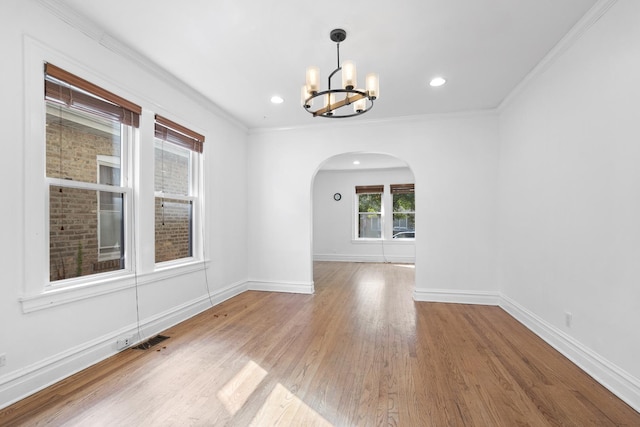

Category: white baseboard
[314, 254, 415, 264]
[247, 280, 314, 294]
[133, 279, 248, 346]
[500, 295, 640, 413]
[413, 288, 501, 306]
[0, 279, 247, 410]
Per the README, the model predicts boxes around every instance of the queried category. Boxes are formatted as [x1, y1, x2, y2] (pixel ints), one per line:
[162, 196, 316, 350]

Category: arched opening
[310, 152, 416, 289]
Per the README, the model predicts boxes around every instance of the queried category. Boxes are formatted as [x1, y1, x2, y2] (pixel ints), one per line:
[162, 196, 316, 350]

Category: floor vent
[133, 334, 170, 350]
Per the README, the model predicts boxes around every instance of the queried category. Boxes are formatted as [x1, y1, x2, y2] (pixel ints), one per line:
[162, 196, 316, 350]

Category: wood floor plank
[1, 261, 639, 426]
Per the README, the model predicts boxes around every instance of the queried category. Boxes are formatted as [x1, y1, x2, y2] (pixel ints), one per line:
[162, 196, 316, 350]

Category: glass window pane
[50, 186, 124, 281]
[393, 192, 415, 238]
[155, 140, 190, 195]
[359, 213, 381, 238]
[99, 210, 121, 251]
[99, 164, 120, 187]
[393, 193, 415, 212]
[98, 190, 123, 260]
[393, 214, 415, 238]
[358, 193, 382, 238]
[155, 198, 193, 263]
[358, 193, 381, 212]
[46, 102, 121, 182]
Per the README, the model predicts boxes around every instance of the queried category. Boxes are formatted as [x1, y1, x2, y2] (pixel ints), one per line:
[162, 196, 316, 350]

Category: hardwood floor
[1, 262, 638, 426]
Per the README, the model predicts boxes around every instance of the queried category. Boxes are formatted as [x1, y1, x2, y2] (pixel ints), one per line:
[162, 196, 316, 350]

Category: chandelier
[302, 29, 379, 118]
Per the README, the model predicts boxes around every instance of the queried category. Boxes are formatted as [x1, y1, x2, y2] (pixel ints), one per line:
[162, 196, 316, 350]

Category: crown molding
[36, 0, 248, 133]
[249, 108, 499, 135]
[498, 0, 618, 113]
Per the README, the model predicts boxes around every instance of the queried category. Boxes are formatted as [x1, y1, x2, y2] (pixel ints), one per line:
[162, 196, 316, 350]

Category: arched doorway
[310, 152, 416, 286]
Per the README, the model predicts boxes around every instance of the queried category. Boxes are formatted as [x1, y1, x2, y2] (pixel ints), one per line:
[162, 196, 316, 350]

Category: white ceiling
[320, 153, 410, 171]
[54, 0, 598, 131]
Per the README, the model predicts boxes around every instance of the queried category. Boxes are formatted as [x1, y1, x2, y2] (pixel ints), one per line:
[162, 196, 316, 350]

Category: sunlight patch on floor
[217, 360, 268, 415]
[250, 383, 333, 426]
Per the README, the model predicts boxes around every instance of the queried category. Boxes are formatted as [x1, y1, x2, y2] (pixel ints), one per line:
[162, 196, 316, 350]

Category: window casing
[391, 184, 415, 239]
[356, 185, 384, 239]
[154, 115, 204, 264]
[44, 65, 139, 284]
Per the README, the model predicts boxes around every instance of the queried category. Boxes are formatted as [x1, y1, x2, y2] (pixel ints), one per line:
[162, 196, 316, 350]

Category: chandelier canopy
[302, 29, 379, 118]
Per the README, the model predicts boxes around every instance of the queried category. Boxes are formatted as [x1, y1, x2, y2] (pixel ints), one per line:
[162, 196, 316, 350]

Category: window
[356, 185, 384, 238]
[353, 183, 415, 240]
[391, 184, 415, 239]
[45, 63, 140, 282]
[154, 115, 204, 263]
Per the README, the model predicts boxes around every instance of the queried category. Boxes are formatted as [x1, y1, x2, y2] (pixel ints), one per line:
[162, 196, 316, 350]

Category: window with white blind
[44, 63, 140, 282]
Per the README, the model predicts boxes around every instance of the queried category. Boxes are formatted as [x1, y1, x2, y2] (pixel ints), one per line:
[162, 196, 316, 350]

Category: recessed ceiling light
[270, 95, 284, 104]
[353, 160, 360, 165]
[429, 77, 447, 87]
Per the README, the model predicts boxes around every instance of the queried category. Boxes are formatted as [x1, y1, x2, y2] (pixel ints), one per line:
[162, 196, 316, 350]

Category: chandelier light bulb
[353, 91, 367, 113]
[342, 60, 357, 90]
[306, 66, 320, 93]
[301, 85, 313, 108]
[366, 73, 379, 100]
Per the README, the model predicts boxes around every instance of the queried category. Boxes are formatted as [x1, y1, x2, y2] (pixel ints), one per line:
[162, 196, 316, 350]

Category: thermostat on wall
[333, 193, 342, 201]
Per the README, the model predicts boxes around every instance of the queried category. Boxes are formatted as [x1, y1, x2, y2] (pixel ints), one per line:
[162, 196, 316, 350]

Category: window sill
[351, 238, 415, 244]
[352, 238, 382, 243]
[146, 258, 209, 285]
[19, 259, 210, 313]
[20, 273, 136, 313]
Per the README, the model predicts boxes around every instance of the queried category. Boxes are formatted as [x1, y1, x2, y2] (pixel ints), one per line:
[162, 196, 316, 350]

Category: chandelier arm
[326, 42, 342, 91]
[312, 94, 365, 116]
[306, 90, 369, 117]
[314, 98, 374, 118]
[327, 67, 341, 91]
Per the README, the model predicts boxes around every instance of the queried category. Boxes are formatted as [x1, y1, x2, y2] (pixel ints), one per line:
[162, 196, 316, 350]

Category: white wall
[248, 113, 500, 299]
[313, 167, 416, 263]
[0, 0, 248, 408]
[498, 0, 640, 409]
